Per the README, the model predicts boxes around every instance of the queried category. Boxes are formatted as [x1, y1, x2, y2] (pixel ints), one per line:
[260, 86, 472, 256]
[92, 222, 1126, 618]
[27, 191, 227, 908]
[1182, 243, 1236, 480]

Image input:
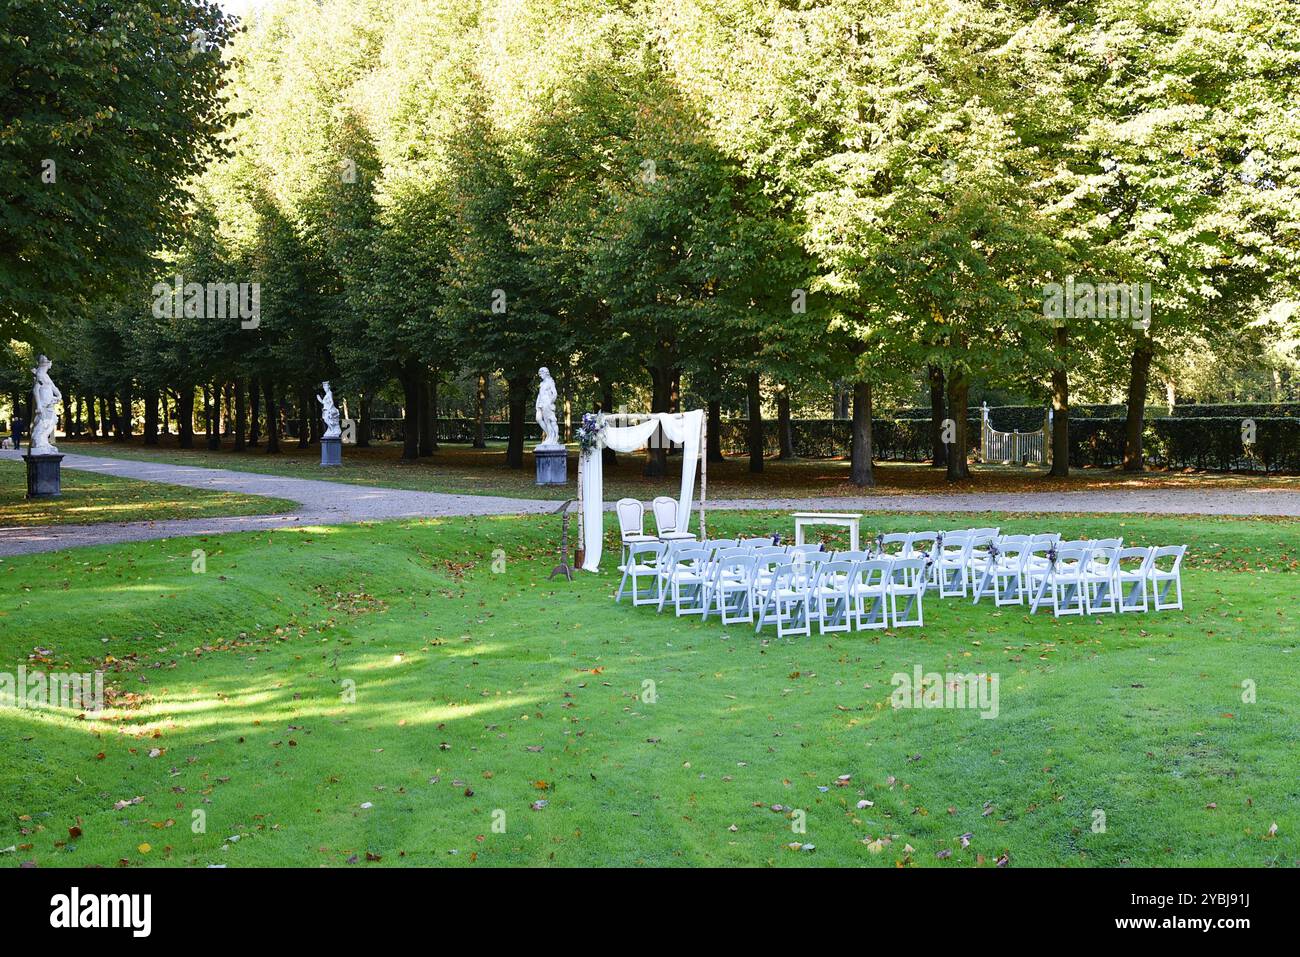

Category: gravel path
[3, 449, 1297, 557]
[0, 450, 558, 557]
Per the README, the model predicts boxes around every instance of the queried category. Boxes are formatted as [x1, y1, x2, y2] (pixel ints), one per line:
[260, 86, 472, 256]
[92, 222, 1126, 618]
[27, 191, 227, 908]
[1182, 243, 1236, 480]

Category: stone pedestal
[533, 446, 567, 486]
[24, 453, 63, 498]
[320, 436, 342, 466]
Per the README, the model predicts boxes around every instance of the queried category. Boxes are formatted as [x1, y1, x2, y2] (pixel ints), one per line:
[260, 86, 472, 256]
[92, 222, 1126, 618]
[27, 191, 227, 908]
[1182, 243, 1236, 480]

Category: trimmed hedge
[1152, 417, 1300, 472]
[362, 408, 1299, 473]
[1169, 402, 1300, 419]
[714, 415, 1299, 473]
[1063, 416, 1300, 471]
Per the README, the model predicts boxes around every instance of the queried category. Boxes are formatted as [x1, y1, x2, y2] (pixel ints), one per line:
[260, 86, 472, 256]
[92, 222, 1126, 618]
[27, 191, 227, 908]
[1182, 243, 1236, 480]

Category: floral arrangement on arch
[575, 412, 605, 454]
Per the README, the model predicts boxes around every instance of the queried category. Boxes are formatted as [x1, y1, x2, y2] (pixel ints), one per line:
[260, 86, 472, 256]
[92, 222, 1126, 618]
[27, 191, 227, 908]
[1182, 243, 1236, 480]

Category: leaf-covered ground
[0, 457, 297, 528]
[60, 437, 1300, 501]
[1, 511, 1296, 867]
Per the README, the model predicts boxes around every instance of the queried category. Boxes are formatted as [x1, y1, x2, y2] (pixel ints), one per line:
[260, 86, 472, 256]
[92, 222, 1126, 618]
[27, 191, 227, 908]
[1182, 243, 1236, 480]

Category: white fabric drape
[580, 409, 704, 572]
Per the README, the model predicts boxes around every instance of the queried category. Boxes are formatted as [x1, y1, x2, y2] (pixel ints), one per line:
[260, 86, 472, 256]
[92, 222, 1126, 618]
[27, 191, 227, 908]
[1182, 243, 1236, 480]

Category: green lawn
[0, 457, 297, 527]
[2, 511, 1296, 867]
[59, 435, 1300, 502]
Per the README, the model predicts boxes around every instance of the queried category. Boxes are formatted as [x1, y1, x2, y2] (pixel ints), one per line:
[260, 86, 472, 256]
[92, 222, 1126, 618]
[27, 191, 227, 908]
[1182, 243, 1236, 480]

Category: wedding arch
[577, 409, 706, 572]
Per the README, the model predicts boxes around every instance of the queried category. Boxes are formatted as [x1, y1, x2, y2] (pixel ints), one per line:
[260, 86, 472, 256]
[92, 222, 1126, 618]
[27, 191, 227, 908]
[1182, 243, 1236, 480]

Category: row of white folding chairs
[617, 533, 1186, 626]
[615, 537, 811, 609]
[886, 530, 1186, 617]
[619, 531, 1024, 627]
[1004, 542, 1185, 616]
[618, 542, 929, 637]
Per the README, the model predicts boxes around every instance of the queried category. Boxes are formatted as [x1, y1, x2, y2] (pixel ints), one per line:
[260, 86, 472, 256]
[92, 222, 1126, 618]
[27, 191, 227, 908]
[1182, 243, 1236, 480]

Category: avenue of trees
[5, 0, 1299, 483]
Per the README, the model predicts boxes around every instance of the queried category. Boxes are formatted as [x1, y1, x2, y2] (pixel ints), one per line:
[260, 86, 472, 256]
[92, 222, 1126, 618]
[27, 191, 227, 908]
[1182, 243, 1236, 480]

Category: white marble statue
[535, 367, 561, 449]
[29, 354, 62, 455]
[317, 381, 342, 439]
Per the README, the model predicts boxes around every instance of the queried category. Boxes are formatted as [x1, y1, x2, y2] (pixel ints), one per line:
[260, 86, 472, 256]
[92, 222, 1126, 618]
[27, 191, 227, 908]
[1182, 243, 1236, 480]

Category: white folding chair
[754, 563, 811, 638]
[652, 496, 696, 542]
[789, 543, 824, 559]
[906, 532, 939, 559]
[707, 549, 759, 624]
[851, 558, 892, 630]
[1115, 547, 1154, 613]
[616, 540, 665, 606]
[749, 551, 787, 611]
[875, 533, 911, 559]
[1149, 545, 1186, 611]
[738, 536, 778, 548]
[906, 532, 942, 589]
[888, 557, 926, 627]
[973, 540, 1029, 605]
[616, 498, 658, 566]
[1047, 544, 1092, 617]
[813, 560, 857, 634]
[658, 547, 710, 616]
[701, 539, 737, 556]
[936, 532, 973, 598]
[830, 550, 872, 564]
[651, 538, 690, 603]
[1084, 544, 1121, 614]
[965, 531, 998, 581]
[1020, 542, 1054, 595]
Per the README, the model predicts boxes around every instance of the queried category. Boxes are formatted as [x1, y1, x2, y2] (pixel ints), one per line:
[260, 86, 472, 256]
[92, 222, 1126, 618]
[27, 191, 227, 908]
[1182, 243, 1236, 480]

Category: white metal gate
[981, 403, 1046, 465]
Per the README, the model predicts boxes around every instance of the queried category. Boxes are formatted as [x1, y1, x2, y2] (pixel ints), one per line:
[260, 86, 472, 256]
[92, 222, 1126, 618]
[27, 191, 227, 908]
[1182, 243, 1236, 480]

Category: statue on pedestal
[29, 355, 62, 455]
[535, 367, 561, 449]
[317, 381, 342, 439]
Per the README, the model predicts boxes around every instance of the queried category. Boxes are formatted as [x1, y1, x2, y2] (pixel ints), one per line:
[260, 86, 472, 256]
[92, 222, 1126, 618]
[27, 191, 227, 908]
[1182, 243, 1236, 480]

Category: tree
[1, 0, 234, 341]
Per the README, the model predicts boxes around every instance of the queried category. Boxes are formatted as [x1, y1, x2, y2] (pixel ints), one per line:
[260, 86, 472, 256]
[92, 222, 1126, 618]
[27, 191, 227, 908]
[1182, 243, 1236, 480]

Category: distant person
[11, 415, 23, 449]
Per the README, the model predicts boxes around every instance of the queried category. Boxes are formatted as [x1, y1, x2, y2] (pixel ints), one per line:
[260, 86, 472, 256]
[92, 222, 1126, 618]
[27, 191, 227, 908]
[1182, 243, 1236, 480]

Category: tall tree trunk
[307, 386, 320, 444]
[399, 361, 421, 461]
[473, 373, 488, 449]
[505, 374, 528, 469]
[178, 387, 195, 449]
[248, 376, 261, 447]
[1122, 337, 1154, 472]
[233, 379, 247, 452]
[834, 384, 851, 419]
[429, 374, 440, 451]
[945, 371, 971, 481]
[644, 366, 672, 477]
[850, 380, 874, 487]
[706, 399, 723, 463]
[357, 392, 371, 448]
[162, 391, 169, 436]
[207, 384, 221, 450]
[927, 364, 947, 468]
[143, 390, 159, 445]
[82, 393, 96, 439]
[263, 378, 280, 454]
[746, 370, 764, 474]
[1049, 326, 1070, 477]
[776, 386, 795, 460]
[297, 386, 310, 449]
[418, 376, 434, 456]
[115, 391, 130, 442]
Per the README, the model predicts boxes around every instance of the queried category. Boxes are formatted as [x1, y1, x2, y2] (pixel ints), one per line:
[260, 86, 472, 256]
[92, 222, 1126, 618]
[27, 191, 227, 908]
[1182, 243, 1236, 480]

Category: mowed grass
[0, 457, 297, 528]
[1, 511, 1296, 867]
[60, 435, 1300, 501]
